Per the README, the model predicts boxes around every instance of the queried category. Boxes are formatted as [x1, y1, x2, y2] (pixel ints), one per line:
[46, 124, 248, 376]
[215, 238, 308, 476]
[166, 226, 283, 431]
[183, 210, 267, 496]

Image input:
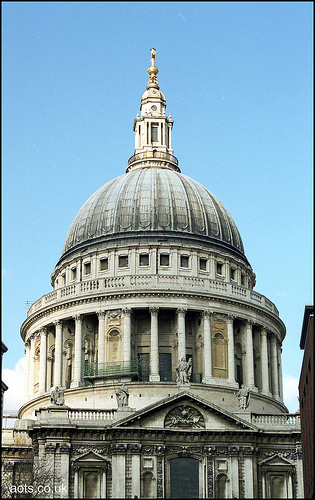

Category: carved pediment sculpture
[165, 405, 205, 429]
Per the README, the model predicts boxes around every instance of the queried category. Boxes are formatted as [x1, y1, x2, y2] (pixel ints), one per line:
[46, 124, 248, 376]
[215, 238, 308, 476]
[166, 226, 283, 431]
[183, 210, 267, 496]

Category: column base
[227, 379, 239, 388]
[149, 374, 160, 382]
[202, 376, 214, 384]
[70, 381, 82, 388]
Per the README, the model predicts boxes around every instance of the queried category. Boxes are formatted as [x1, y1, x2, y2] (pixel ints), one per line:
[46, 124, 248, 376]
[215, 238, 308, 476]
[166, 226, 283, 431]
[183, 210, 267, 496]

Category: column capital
[40, 326, 48, 336]
[227, 314, 235, 322]
[73, 315, 83, 324]
[122, 307, 132, 316]
[177, 308, 187, 316]
[244, 319, 254, 327]
[149, 307, 159, 316]
[97, 311, 106, 320]
[54, 319, 63, 327]
[260, 327, 268, 337]
[202, 309, 213, 319]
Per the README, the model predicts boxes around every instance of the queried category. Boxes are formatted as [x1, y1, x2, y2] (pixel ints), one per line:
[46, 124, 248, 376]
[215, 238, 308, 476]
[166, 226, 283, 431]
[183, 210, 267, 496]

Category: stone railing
[127, 150, 179, 168]
[27, 276, 279, 317]
[68, 409, 116, 421]
[251, 413, 300, 428]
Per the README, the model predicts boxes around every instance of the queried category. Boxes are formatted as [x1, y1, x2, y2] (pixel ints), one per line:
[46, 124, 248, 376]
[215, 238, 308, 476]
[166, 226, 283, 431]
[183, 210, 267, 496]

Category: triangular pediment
[73, 450, 109, 463]
[110, 391, 257, 431]
[260, 454, 294, 467]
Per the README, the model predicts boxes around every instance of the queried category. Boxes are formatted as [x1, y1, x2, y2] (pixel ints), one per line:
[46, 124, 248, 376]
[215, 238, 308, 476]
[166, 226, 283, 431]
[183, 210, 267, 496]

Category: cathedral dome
[62, 166, 245, 259]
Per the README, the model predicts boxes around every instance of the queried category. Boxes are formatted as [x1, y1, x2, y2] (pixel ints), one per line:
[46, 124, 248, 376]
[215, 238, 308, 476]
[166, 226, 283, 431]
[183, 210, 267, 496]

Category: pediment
[259, 454, 294, 467]
[111, 391, 257, 431]
[73, 450, 109, 463]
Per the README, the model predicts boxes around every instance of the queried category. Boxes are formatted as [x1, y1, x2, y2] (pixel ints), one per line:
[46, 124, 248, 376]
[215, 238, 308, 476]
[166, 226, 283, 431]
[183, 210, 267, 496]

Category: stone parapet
[26, 275, 279, 319]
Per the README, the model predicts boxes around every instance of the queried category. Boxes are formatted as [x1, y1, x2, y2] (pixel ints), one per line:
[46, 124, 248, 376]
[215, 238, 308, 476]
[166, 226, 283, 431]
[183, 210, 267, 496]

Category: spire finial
[147, 48, 159, 89]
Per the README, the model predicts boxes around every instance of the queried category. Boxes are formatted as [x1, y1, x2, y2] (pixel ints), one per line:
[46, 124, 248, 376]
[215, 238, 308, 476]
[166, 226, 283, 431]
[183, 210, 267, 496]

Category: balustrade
[26, 276, 280, 318]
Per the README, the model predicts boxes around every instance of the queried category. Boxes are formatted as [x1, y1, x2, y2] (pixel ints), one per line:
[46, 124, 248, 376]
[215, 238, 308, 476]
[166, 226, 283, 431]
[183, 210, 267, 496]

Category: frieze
[168, 446, 202, 457]
[60, 443, 71, 454]
[204, 446, 216, 456]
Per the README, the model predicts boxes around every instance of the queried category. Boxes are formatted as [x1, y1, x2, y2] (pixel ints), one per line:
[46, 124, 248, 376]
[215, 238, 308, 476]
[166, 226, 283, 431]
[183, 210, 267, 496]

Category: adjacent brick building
[299, 304, 314, 499]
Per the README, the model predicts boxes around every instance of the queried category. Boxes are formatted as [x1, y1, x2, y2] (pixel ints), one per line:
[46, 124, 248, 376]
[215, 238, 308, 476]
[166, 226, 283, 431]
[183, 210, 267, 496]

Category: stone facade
[2, 49, 303, 498]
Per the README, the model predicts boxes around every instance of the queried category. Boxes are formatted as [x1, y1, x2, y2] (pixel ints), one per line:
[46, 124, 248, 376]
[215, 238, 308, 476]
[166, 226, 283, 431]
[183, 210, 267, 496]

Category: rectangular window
[241, 274, 245, 285]
[151, 123, 158, 142]
[139, 254, 149, 266]
[119, 255, 128, 268]
[180, 256, 189, 268]
[100, 258, 108, 271]
[216, 262, 223, 275]
[160, 254, 170, 266]
[230, 268, 235, 280]
[71, 268, 77, 280]
[199, 258, 207, 271]
[84, 263, 91, 275]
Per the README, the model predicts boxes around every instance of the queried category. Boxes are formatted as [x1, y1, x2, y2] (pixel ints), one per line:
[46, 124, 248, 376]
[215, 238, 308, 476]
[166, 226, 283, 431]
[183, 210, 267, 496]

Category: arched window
[216, 473, 228, 498]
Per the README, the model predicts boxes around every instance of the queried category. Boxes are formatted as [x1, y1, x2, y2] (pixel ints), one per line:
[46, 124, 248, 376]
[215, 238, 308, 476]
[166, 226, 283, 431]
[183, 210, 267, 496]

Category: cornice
[21, 289, 285, 342]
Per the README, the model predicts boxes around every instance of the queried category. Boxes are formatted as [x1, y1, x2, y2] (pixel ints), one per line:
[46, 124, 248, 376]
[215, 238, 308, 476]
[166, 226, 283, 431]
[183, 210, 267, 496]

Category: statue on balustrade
[237, 384, 250, 409]
[116, 383, 129, 407]
[50, 386, 65, 406]
[176, 357, 192, 385]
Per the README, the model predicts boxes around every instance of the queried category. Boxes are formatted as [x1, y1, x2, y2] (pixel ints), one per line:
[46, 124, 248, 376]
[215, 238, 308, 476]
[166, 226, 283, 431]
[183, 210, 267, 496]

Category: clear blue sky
[2, 2, 313, 412]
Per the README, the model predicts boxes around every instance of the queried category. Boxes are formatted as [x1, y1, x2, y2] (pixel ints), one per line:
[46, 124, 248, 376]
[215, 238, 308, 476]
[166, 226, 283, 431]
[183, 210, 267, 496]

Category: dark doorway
[170, 457, 199, 498]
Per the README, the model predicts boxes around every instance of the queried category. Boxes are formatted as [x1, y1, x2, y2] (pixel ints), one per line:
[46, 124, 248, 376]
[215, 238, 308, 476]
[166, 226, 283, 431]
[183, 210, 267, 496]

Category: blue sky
[2, 2, 313, 412]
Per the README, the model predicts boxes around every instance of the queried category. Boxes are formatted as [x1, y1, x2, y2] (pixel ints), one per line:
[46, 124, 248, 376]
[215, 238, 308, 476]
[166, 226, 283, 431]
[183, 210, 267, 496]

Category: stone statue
[237, 384, 250, 409]
[50, 386, 65, 406]
[175, 357, 192, 385]
[116, 383, 129, 407]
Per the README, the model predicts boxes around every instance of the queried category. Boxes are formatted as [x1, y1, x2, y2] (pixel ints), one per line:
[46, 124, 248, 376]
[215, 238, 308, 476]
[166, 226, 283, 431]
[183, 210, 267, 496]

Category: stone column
[244, 454, 254, 498]
[54, 320, 63, 387]
[111, 447, 126, 498]
[231, 454, 239, 498]
[59, 443, 71, 498]
[72, 315, 83, 388]
[123, 308, 132, 366]
[270, 333, 279, 398]
[74, 467, 79, 498]
[177, 308, 187, 362]
[287, 471, 293, 498]
[24, 341, 30, 401]
[97, 311, 106, 365]
[202, 310, 213, 383]
[244, 321, 255, 389]
[260, 328, 270, 395]
[131, 444, 141, 498]
[101, 466, 107, 498]
[38, 328, 48, 395]
[227, 315, 237, 385]
[278, 342, 284, 400]
[28, 334, 35, 397]
[150, 307, 160, 381]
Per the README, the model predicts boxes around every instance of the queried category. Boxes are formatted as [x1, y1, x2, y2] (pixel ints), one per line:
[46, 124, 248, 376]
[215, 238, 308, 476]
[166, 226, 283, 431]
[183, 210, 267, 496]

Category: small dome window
[100, 258, 108, 271]
[180, 255, 189, 268]
[139, 254, 149, 266]
[119, 255, 129, 268]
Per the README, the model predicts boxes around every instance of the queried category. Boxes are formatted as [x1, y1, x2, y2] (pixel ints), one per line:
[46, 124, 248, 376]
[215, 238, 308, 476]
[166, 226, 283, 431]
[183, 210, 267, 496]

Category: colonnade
[24, 308, 283, 402]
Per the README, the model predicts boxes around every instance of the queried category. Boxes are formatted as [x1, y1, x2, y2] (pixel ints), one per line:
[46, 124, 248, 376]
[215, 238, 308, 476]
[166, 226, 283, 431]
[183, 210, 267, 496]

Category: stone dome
[62, 166, 245, 260]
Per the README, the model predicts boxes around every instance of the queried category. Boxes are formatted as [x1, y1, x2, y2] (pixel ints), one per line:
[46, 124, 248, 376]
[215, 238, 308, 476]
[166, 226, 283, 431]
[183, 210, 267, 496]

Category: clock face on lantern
[151, 105, 157, 111]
